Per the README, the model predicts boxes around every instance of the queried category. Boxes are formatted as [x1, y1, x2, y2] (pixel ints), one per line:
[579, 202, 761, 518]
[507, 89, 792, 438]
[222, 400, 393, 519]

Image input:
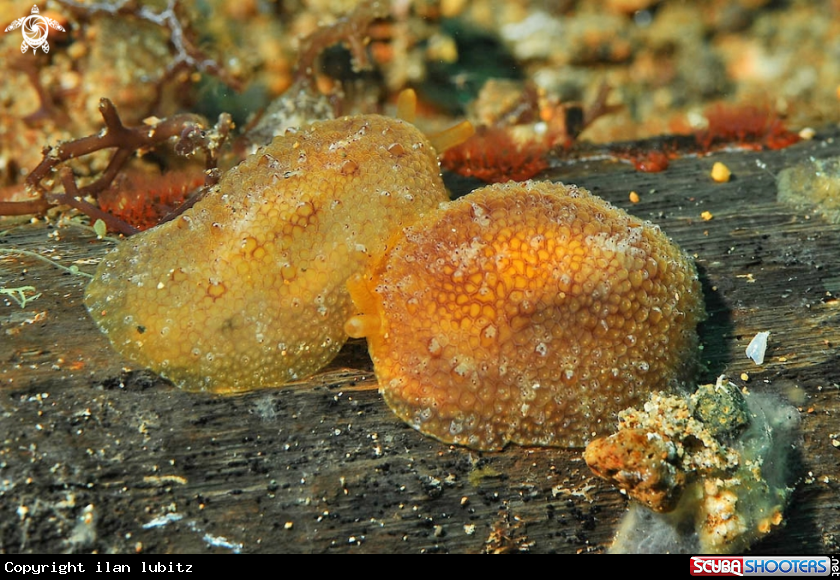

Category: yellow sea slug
[345, 181, 705, 451]
[85, 93, 473, 393]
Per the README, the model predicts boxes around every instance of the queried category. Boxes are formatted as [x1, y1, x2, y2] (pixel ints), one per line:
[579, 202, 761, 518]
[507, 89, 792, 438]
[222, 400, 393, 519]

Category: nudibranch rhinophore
[345, 181, 706, 451]
[85, 93, 474, 393]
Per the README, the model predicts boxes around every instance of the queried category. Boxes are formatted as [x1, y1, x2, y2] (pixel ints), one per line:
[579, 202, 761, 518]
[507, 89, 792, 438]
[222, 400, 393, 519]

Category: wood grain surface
[1, 128, 839, 554]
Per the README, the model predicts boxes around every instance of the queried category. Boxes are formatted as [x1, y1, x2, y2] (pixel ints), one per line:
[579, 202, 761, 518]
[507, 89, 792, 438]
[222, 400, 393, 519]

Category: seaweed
[6, 98, 233, 235]
[0, 0, 396, 233]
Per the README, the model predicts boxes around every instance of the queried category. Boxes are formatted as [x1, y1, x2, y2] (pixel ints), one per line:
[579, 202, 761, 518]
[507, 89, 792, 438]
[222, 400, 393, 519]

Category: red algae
[98, 168, 205, 231]
[617, 149, 673, 173]
[603, 103, 801, 174]
[440, 126, 550, 183]
[442, 101, 801, 181]
[696, 103, 801, 151]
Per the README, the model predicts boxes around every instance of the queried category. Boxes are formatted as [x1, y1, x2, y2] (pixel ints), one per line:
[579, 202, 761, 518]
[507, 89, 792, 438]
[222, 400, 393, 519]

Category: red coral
[441, 127, 550, 183]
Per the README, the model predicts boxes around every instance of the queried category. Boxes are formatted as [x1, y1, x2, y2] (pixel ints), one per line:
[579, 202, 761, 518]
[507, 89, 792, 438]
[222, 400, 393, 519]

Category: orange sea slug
[85, 92, 473, 393]
[345, 181, 705, 451]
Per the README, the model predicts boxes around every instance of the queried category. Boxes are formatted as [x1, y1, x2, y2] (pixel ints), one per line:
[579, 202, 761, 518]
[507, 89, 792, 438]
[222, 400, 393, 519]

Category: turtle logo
[5, 5, 66, 54]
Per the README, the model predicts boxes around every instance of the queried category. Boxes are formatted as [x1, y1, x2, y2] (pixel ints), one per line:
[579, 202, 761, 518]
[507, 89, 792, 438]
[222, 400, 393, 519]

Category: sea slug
[345, 181, 706, 451]
[85, 93, 473, 393]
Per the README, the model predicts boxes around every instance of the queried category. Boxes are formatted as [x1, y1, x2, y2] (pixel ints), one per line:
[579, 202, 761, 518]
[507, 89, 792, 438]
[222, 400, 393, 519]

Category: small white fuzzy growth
[746, 331, 770, 365]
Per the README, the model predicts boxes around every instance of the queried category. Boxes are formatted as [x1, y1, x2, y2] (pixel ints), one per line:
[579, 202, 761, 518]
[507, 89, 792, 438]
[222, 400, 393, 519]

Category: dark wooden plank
[1, 129, 839, 554]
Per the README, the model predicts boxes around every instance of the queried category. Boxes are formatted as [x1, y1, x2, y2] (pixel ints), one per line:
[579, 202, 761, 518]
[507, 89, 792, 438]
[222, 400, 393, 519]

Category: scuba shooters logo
[5, 5, 65, 54]
[691, 556, 834, 577]
[692, 557, 745, 577]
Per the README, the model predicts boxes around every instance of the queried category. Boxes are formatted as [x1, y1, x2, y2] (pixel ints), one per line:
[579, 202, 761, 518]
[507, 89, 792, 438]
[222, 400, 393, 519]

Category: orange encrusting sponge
[346, 181, 705, 451]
